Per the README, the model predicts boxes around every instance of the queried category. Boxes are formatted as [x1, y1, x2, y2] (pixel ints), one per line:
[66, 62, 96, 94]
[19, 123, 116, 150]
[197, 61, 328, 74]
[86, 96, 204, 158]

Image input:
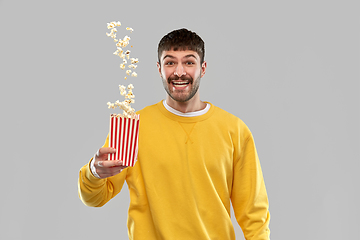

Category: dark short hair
[158, 28, 205, 64]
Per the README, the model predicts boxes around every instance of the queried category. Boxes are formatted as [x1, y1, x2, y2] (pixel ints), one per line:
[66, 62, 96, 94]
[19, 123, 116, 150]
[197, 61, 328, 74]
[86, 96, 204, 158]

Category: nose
[174, 64, 186, 77]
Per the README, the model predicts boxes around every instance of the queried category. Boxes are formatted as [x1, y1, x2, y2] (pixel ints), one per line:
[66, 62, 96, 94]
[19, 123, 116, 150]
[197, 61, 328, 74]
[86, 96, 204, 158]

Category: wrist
[90, 158, 101, 179]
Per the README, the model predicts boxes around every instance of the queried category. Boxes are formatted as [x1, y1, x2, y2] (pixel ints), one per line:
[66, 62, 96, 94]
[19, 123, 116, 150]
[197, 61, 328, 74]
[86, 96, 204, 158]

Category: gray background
[0, 0, 359, 239]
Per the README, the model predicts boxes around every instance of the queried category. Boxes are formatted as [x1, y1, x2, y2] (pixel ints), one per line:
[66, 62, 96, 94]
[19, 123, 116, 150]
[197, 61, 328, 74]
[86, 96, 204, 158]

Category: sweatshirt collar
[157, 100, 215, 123]
[162, 100, 210, 117]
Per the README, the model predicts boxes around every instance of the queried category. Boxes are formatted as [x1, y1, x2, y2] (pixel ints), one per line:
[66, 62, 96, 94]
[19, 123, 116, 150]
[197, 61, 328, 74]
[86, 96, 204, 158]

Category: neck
[166, 95, 206, 113]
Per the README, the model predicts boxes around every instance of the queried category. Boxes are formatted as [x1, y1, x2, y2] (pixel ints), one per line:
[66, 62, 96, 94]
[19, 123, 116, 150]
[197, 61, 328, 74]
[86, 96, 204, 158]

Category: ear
[200, 61, 207, 78]
[157, 62, 162, 77]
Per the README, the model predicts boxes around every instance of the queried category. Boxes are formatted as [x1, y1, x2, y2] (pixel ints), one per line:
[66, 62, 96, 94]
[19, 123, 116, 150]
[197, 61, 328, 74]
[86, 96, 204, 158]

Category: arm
[78, 136, 128, 207]
[231, 133, 270, 240]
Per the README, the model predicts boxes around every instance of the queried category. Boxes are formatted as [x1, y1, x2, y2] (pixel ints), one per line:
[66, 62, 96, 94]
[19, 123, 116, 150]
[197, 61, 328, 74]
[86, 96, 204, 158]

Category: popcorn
[127, 93, 135, 99]
[125, 50, 131, 59]
[116, 36, 131, 48]
[107, 21, 121, 29]
[107, 23, 115, 29]
[119, 85, 127, 95]
[106, 28, 118, 39]
[123, 35, 131, 42]
[109, 83, 136, 116]
[113, 47, 123, 56]
[106, 20, 139, 118]
[107, 102, 115, 109]
[130, 58, 139, 64]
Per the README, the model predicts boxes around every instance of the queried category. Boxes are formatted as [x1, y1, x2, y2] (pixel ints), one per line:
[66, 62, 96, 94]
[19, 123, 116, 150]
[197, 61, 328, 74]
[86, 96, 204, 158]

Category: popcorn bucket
[108, 114, 140, 167]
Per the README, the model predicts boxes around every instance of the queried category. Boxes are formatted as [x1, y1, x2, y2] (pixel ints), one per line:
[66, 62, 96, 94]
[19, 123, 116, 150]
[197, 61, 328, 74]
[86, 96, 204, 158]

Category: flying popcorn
[107, 21, 121, 29]
[128, 64, 136, 69]
[130, 58, 139, 64]
[105, 21, 139, 118]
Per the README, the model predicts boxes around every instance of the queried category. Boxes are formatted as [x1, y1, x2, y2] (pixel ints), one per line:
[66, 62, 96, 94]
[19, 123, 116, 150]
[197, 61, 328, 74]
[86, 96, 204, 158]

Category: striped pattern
[108, 114, 140, 167]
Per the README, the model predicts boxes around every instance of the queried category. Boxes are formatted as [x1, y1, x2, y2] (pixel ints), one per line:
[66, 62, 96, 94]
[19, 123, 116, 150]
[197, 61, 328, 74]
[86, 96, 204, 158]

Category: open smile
[170, 80, 191, 90]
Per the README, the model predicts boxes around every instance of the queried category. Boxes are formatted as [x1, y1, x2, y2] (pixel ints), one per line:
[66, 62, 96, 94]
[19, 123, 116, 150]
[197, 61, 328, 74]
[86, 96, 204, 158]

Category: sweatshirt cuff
[90, 158, 101, 179]
[82, 159, 104, 183]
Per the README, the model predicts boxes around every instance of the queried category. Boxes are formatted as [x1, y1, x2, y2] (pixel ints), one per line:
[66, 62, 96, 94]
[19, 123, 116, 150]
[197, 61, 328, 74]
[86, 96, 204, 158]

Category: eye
[185, 61, 194, 65]
[165, 61, 174, 66]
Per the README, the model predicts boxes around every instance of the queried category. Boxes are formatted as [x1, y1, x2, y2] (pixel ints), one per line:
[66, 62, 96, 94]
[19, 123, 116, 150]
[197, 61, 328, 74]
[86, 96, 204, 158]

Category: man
[78, 28, 270, 240]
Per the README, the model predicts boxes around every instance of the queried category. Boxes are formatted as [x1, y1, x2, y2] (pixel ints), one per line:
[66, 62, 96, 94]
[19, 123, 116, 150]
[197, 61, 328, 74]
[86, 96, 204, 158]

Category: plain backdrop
[0, 0, 359, 239]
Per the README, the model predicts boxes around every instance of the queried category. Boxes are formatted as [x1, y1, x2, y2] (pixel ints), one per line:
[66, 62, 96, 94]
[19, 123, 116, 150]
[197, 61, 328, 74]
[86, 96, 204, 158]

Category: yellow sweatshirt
[78, 101, 270, 240]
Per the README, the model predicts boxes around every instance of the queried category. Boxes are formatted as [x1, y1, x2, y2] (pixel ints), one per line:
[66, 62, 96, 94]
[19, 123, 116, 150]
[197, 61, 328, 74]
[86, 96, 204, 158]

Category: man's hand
[93, 147, 128, 179]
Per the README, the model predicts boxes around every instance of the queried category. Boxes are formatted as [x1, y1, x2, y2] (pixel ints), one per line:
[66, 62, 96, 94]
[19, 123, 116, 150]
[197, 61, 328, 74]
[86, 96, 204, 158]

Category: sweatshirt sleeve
[231, 129, 270, 240]
[78, 135, 127, 207]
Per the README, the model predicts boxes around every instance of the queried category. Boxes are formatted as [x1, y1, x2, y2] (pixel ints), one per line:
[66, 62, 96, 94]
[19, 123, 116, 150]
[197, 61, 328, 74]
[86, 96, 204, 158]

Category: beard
[161, 73, 201, 103]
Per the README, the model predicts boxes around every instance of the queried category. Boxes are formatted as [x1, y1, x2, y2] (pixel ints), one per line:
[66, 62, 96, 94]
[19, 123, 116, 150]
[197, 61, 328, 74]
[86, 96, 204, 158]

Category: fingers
[97, 147, 116, 159]
[93, 147, 129, 179]
[95, 160, 128, 179]
[97, 165, 128, 179]
[94, 147, 116, 164]
[97, 159, 123, 168]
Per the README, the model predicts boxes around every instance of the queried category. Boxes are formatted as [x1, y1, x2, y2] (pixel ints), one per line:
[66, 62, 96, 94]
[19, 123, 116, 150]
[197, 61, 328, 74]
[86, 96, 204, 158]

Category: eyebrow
[162, 54, 198, 61]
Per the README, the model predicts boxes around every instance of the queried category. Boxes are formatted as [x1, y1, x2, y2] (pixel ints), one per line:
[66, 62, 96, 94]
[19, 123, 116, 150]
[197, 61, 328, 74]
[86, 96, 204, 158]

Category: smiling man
[78, 28, 270, 240]
[158, 49, 206, 112]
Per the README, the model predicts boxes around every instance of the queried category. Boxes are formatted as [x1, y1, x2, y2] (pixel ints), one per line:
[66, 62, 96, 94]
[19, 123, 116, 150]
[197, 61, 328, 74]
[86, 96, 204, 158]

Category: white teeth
[172, 81, 189, 85]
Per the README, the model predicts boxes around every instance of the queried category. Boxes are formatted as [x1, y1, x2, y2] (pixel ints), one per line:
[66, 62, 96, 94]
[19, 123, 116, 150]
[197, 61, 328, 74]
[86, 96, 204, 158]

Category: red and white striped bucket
[108, 114, 140, 167]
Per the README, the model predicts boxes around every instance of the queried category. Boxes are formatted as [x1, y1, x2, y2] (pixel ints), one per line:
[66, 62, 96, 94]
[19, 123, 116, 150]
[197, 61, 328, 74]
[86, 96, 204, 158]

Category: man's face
[157, 49, 206, 103]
